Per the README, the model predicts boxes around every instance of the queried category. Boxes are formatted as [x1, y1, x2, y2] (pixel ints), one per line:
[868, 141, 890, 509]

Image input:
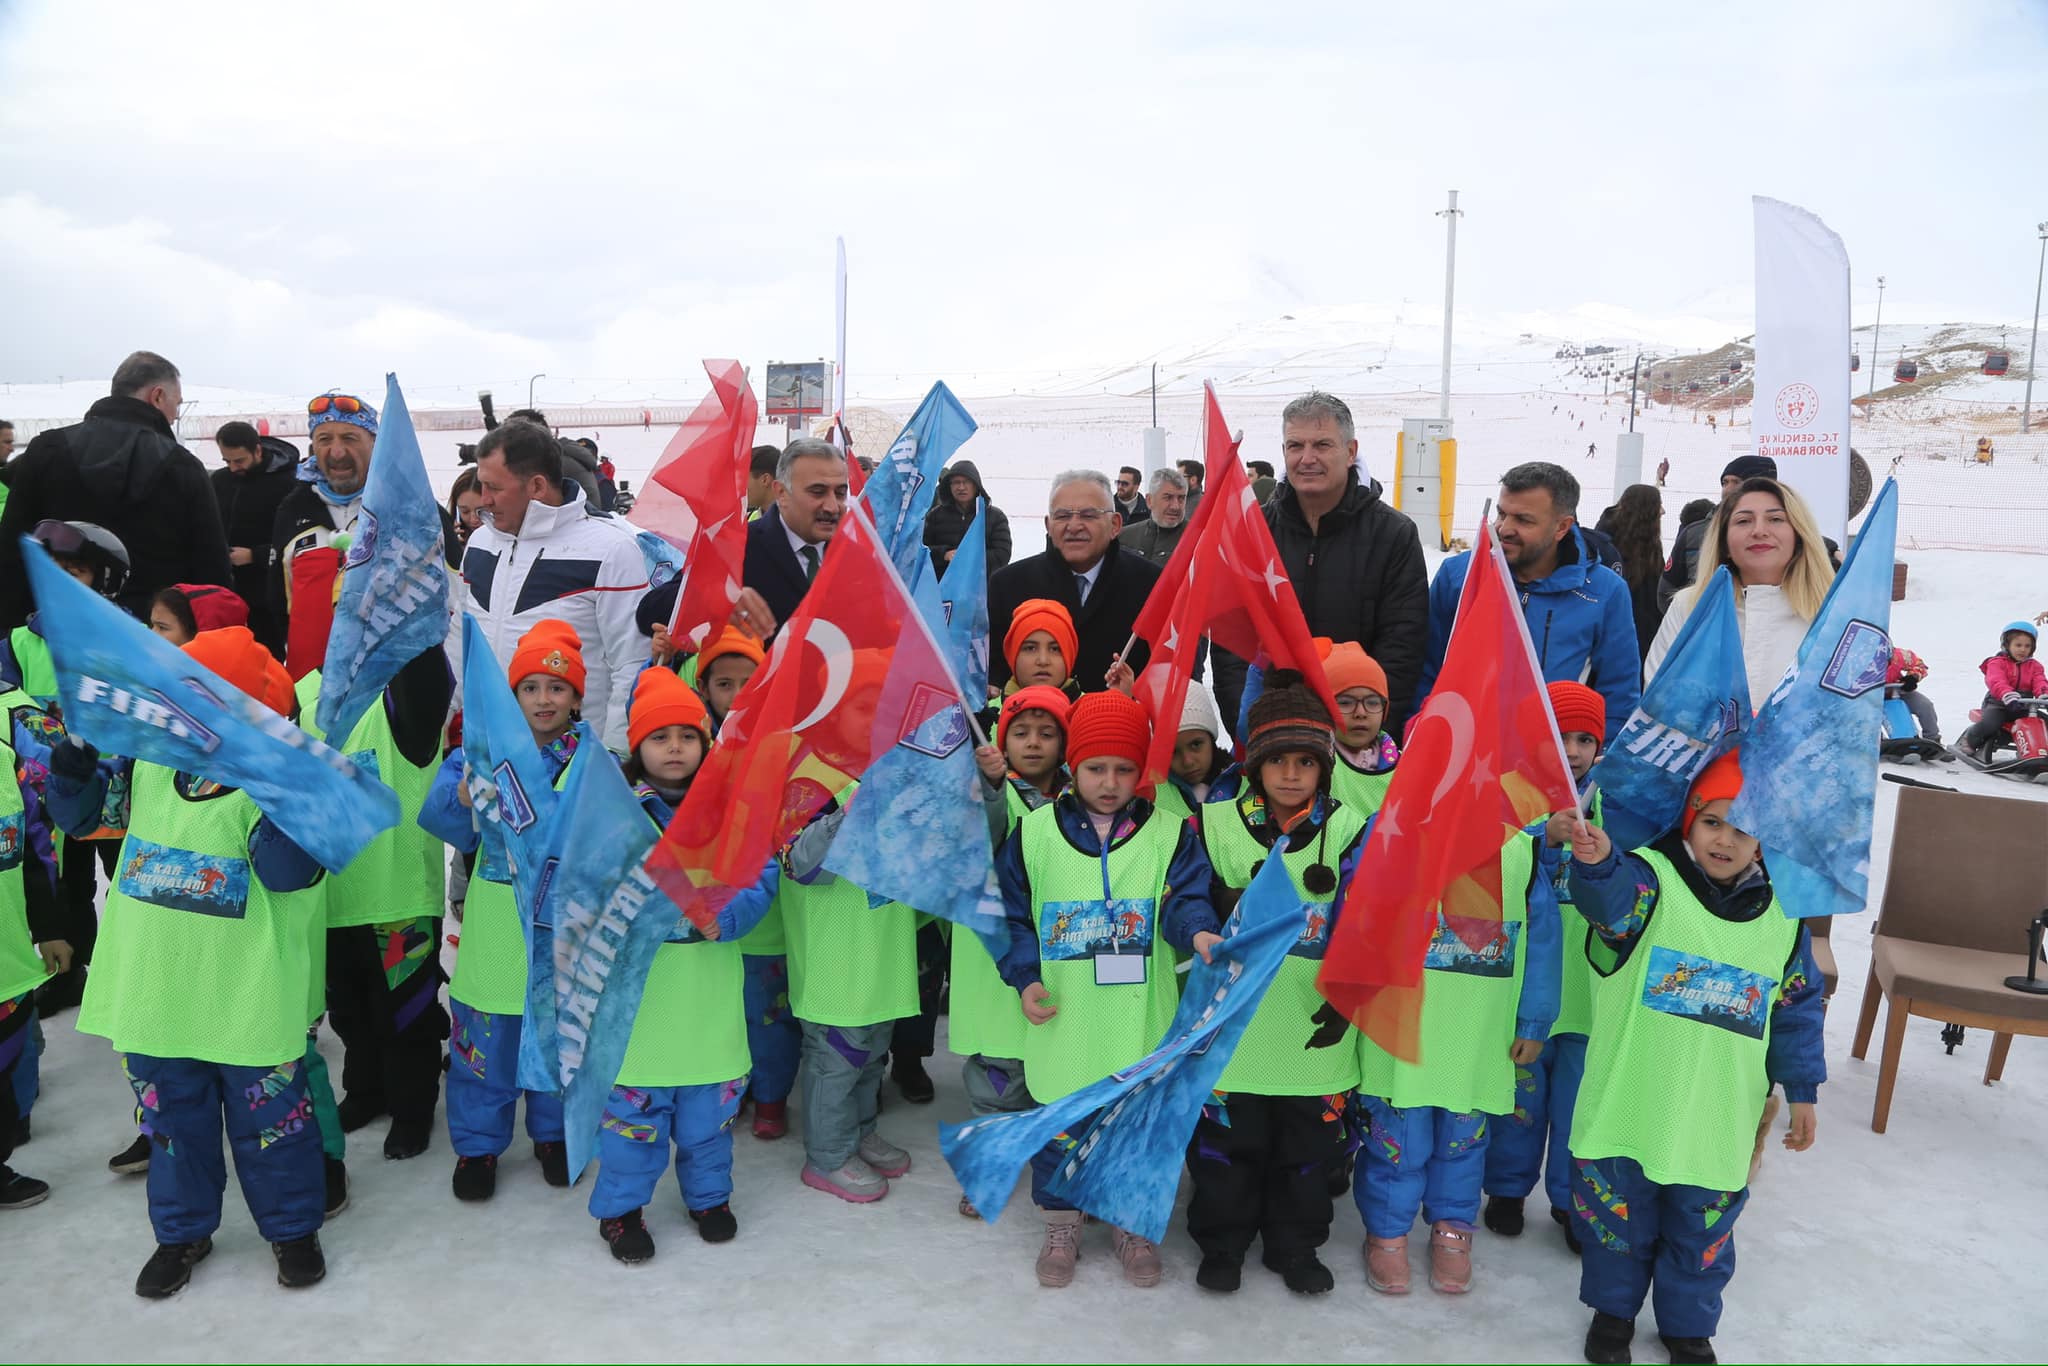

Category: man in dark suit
[634, 437, 842, 642]
[989, 469, 1161, 694]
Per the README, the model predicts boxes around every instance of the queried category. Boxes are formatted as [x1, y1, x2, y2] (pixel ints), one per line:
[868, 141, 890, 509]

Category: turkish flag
[1316, 516, 1579, 1061]
[645, 502, 963, 929]
[632, 360, 756, 652]
[1128, 383, 1338, 789]
[285, 546, 342, 681]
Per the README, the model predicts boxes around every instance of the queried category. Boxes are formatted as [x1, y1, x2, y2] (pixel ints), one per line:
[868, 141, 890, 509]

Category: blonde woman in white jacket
[1643, 476, 1836, 700]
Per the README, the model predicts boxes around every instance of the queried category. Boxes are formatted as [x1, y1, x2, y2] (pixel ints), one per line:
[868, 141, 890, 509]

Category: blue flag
[822, 509, 1002, 950]
[530, 742, 679, 1182]
[316, 373, 449, 742]
[940, 849, 1304, 1237]
[1731, 479, 1898, 920]
[458, 614, 560, 906]
[1593, 569, 1751, 852]
[21, 538, 398, 870]
[862, 382, 977, 584]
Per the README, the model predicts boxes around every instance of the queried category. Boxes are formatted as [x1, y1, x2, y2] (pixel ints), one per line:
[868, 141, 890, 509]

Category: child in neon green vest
[1485, 680, 1607, 1247]
[419, 620, 584, 1201]
[1188, 673, 1369, 1297]
[952, 686, 1072, 1220]
[994, 690, 1221, 1292]
[587, 667, 777, 1265]
[1564, 750, 1824, 1366]
[1322, 640, 1400, 819]
[1354, 812, 1560, 1296]
[0, 685, 65, 1211]
[51, 626, 331, 1298]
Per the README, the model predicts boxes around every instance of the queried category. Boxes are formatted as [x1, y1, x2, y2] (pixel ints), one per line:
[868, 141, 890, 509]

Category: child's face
[1170, 728, 1215, 786]
[1562, 731, 1600, 782]
[701, 654, 757, 719]
[1012, 631, 1071, 689]
[516, 675, 579, 744]
[1003, 713, 1064, 785]
[1335, 687, 1385, 749]
[1686, 798, 1760, 886]
[54, 555, 95, 589]
[2007, 632, 2036, 662]
[149, 603, 192, 645]
[1074, 755, 1138, 814]
[637, 724, 705, 786]
[1257, 751, 1322, 818]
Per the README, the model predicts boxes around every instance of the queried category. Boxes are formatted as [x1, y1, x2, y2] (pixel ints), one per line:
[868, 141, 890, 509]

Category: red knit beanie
[1683, 749, 1745, 837]
[1066, 690, 1149, 770]
[630, 666, 712, 752]
[999, 685, 1072, 749]
[508, 620, 586, 697]
[1547, 680, 1606, 742]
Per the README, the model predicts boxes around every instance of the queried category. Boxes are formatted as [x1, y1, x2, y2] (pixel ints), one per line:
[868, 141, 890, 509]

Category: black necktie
[801, 544, 820, 582]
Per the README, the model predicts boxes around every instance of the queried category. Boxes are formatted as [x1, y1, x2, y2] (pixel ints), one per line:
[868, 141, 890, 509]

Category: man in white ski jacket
[461, 419, 649, 750]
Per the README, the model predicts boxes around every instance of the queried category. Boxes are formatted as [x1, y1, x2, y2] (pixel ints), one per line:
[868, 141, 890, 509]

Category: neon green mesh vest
[1017, 803, 1181, 1104]
[6, 627, 56, 709]
[77, 762, 322, 1065]
[0, 706, 44, 1003]
[1550, 788, 1604, 1039]
[948, 781, 1037, 1061]
[1203, 796, 1367, 1095]
[295, 670, 443, 928]
[616, 804, 748, 1086]
[1571, 848, 1797, 1192]
[450, 765, 570, 1016]
[1356, 833, 1536, 1116]
[1330, 755, 1394, 820]
[779, 787, 920, 1028]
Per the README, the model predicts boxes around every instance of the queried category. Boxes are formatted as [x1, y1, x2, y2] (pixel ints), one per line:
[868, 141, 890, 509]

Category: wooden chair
[1849, 783, 2048, 1132]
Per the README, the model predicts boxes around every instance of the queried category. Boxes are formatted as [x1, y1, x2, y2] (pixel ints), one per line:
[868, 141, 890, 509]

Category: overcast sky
[2, 0, 2043, 404]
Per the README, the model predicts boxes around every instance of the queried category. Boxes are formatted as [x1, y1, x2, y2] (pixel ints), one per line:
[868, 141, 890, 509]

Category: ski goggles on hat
[307, 391, 379, 433]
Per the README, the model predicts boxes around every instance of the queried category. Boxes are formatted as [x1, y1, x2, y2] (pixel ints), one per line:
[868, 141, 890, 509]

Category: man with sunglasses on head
[269, 392, 459, 659]
[0, 351, 232, 632]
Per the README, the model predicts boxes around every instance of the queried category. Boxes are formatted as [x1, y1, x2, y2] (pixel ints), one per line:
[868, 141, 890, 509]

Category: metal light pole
[1627, 352, 1643, 432]
[2024, 223, 2047, 435]
[1867, 277, 1885, 400]
[1437, 190, 1462, 420]
[528, 373, 546, 410]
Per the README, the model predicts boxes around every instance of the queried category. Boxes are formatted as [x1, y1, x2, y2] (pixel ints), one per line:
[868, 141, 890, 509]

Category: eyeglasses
[1049, 508, 1109, 525]
[1335, 693, 1386, 716]
[308, 393, 369, 416]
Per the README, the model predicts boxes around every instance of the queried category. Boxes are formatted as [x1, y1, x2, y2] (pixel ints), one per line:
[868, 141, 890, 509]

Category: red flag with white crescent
[645, 502, 960, 928]
[1316, 515, 1579, 1061]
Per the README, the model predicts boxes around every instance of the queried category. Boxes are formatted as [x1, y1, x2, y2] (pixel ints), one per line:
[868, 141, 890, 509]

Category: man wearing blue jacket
[1414, 463, 1639, 743]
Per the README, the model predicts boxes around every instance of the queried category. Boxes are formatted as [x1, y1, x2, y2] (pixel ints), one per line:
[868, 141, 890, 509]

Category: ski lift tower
[1395, 191, 1460, 551]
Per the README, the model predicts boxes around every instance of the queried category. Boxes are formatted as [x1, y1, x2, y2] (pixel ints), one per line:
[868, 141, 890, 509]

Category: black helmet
[32, 519, 131, 597]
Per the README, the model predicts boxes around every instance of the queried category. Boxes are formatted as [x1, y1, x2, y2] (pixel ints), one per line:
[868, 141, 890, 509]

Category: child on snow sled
[1957, 620, 2045, 762]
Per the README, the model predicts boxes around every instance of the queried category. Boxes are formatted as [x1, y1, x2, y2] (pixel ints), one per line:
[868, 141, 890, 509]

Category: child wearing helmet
[1956, 621, 2045, 761]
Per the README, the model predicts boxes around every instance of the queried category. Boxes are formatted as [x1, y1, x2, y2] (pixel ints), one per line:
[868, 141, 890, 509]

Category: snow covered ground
[7, 374, 2048, 1362]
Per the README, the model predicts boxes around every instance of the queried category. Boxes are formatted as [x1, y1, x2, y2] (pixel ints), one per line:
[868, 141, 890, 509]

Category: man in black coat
[0, 351, 232, 630]
[921, 459, 1013, 573]
[989, 469, 1160, 694]
[210, 421, 300, 656]
[634, 437, 843, 642]
[1211, 392, 1428, 738]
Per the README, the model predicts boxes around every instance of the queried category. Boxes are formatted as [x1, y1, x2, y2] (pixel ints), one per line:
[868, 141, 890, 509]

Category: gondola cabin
[1850, 351, 1861, 372]
[1983, 350, 2010, 376]
[1894, 359, 1919, 383]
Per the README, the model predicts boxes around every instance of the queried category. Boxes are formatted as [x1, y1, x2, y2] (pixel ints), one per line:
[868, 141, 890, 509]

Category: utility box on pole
[1614, 431, 1645, 494]
[1394, 417, 1456, 551]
